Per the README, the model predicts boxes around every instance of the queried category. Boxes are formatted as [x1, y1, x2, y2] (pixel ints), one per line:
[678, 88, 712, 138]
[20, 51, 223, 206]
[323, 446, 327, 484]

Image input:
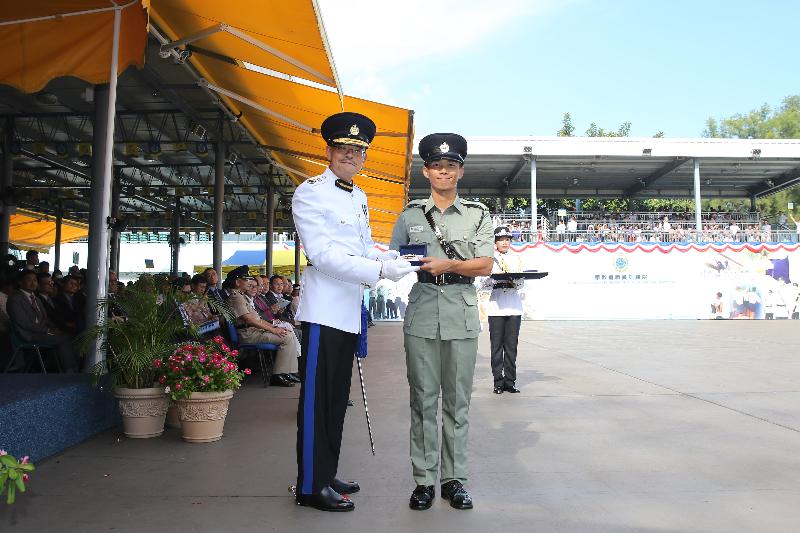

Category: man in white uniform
[292, 112, 417, 512]
[481, 226, 524, 394]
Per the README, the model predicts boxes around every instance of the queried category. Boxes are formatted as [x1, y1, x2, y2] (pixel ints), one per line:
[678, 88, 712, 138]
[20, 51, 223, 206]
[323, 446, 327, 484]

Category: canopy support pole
[170, 196, 181, 277]
[294, 232, 301, 283]
[54, 204, 63, 272]
[693, 159, 702, 234]
[84, 5, 122, 371]
[1, 118, 13, 257]
[213, 120, 224, 285]
[750, 195, 758, 212]
[529, 154, 538, 242]
[266, 187, 275, 276]
[109, 169, 121, 273]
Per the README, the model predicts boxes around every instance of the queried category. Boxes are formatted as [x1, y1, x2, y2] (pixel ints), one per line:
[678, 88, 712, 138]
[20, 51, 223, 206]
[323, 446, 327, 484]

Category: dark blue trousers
[296, 322, 356, 495]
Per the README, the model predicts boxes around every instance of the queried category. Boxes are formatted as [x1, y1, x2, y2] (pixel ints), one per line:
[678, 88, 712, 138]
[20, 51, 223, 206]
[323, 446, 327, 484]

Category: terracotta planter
[165, 401, 181, 429]
[175, 390, 234, 443]
[114, 387, 169, 439]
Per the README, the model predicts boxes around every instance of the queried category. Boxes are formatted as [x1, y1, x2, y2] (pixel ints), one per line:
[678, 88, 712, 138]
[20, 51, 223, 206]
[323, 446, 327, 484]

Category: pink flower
[214, 335, 223, 343]
[198, 356, 206, 363]
[231, 350, 239, 357]
[203, 375, 210, 383]
[20, 456, 29, 464]
[244, 368, 252, 375]
[158, 376, 166, 384]
[185, 354, 193, 362]
[0, 449, 6, 456]
[175, 383, 182, 390]
[22, 474, 29, 483]
[153, 359, 162, 368]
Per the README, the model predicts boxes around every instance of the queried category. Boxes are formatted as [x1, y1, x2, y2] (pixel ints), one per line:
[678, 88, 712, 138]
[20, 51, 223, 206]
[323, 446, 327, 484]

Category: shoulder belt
[415, 204, 466, 261]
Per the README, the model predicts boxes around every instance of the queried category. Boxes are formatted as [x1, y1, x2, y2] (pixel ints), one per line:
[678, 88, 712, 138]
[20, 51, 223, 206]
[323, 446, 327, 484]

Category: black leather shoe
[493, 386, 504, 394]
[346, 399, 354, 407]
[270, 374, 295, 387]
[331, 478, 360, 495]
[504, 384, 521, 393]
[441, 480, 473, 510]
[409, 485, 435, 510]
[285, 373, 301, 383]
[296, 486, 354, 512]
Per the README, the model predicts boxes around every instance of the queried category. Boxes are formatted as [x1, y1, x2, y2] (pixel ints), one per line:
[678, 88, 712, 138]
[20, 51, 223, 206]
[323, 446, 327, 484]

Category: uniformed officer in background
[390, 133, 494, 511]
[480, 226, 524, 394]
[292, 112, 418, 512]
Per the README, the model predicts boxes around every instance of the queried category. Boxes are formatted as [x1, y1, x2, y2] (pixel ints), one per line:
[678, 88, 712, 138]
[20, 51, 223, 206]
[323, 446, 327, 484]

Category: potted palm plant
[82, 282, 186, 439]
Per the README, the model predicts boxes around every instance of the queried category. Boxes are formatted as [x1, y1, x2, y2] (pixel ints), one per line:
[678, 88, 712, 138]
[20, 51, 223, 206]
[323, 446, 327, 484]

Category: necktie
[30, 294, 43, 323]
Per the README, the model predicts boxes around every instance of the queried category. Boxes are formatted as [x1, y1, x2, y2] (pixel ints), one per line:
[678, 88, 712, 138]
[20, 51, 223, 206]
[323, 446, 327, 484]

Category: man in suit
[36, 272, 58, 323]
[7, 270, 78, 372]
[52, 275, 86, 334]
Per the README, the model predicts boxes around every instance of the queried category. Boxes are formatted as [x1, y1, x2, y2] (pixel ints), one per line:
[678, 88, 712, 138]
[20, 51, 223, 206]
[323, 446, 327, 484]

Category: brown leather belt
[417, 271, 474, 285]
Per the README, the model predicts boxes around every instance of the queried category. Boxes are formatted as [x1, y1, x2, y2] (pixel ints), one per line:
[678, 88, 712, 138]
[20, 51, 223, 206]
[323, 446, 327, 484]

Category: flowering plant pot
[155, 337, 250, 442]
[0, 450, 35, 504]
[156, 336, 250, 401]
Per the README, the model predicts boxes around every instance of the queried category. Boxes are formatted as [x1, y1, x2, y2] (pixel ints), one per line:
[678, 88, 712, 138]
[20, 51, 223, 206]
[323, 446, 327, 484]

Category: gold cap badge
[439, 142, 450, 153]
[350, 124, 360, 136]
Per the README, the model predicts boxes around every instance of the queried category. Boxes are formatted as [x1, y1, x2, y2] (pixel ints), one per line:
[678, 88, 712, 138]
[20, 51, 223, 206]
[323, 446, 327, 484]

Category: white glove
[374, 249, 400, 261]
[380, 258, 419, 282]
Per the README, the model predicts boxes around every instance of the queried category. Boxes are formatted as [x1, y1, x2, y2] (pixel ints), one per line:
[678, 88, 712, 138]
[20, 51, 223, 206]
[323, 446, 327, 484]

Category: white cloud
[317, 0, 562, 102]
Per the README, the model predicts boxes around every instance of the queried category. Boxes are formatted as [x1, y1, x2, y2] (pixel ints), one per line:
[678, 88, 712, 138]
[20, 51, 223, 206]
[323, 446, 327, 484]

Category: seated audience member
[7, 270, 78, 372]
[0, 269, 14, 334]
[172, 277, 192, 295]
[190, 274, 208, 296]
[204, 268, 228, 302]
[53, 275, 86, 334]
[226, 266, 299, 387]
[264, 275, 292, 321]
[24, 250, 39, 271]
[52, 269, 63, 281]
[37, 261, 50, 275]
[36, 272, 59, 323]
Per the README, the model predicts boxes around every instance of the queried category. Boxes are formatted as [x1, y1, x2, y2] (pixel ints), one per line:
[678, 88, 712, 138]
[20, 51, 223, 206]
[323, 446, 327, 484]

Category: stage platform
[2, 320, 799, 532]
[0, 374, 118, 461]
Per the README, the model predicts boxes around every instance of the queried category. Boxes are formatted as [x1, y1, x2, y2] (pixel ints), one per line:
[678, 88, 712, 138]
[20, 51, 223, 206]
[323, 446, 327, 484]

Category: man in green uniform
[390, 133, 494, 511]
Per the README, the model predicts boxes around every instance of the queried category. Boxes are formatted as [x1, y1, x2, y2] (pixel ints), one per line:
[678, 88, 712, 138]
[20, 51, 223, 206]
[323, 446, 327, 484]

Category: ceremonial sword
[356, 357, 375, 455]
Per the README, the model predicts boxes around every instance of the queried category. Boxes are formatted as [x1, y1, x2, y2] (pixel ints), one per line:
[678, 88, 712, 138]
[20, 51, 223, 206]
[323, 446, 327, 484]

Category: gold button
[440, 289, 444, 294]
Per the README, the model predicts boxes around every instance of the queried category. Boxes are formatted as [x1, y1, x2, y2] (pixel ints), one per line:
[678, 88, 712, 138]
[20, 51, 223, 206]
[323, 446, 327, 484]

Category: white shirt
[567, 219, 577, 232]
[481, 250, 524, 316]
[293, 168, 382, 333]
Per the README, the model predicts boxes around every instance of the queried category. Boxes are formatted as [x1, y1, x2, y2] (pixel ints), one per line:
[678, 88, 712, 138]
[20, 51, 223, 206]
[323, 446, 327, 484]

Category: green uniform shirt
[390, 196, 494, 340]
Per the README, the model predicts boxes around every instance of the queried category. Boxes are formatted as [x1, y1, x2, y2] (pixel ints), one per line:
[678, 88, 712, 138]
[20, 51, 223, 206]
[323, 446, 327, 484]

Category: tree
[703, 95, 800, 219]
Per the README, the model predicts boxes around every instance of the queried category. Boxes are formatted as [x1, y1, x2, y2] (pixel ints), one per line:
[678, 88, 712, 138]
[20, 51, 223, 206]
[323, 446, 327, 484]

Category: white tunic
[481, 250, 524, 316]
[292, 168, 382, 333]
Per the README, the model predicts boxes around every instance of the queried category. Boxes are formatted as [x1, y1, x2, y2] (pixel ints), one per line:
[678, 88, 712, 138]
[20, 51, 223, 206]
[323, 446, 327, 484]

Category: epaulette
[404, 199, 426, 210]
[460, 199, 489, 210]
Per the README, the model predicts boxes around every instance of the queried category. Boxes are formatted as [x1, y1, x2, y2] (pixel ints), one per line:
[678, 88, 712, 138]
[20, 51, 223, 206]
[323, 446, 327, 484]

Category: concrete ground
[2, 320, 799, 532]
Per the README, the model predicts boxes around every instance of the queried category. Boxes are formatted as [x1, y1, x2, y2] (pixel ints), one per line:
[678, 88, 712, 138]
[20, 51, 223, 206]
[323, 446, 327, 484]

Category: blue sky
[318, 0, 800, 138]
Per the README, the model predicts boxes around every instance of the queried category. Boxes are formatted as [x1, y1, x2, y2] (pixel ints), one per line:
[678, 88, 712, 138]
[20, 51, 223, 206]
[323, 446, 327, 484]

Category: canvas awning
[10, 209, 89, 249]
[149, 0, 413, 242]
[0, 1, 147, 94]
[1, 1, 413, 243]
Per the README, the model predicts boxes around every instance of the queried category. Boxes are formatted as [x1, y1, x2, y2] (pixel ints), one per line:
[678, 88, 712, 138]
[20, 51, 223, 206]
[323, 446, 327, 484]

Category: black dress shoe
[270, 374, 295, 387]
[331, 478, 360, 495]
[440, 480, 473, 510]
[493, 386, 504, 394]
[409, 485, 435, 510]
[504, 384, 521, 393]
[346, 399, 354, 407]
[285, 373, 301, 383]
[296, 486, 354, 512]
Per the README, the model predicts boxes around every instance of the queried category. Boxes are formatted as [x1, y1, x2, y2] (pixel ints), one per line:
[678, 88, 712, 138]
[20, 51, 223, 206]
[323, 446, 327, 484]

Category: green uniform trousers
[405, 332, 478, 486]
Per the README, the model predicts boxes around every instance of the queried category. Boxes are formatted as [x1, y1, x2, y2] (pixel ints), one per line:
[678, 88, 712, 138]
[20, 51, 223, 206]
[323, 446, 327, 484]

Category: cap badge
[439, 142, 450, 153]
[350, 124, 360, 136]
